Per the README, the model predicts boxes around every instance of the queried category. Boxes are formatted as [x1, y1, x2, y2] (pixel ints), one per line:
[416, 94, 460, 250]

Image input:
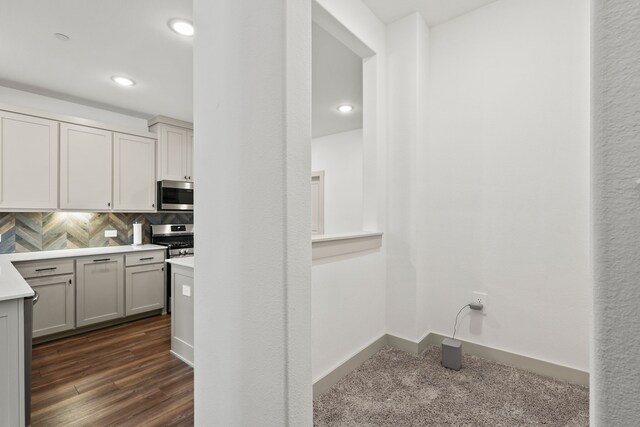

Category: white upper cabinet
[60, 123, 113, 210]
[0, 111, 58, 209]
[113, 133, 156, 211]
[149, 117, 194, 182]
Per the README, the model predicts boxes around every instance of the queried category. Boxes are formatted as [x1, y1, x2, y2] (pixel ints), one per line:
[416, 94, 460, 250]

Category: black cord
[452, 304, 471, 340]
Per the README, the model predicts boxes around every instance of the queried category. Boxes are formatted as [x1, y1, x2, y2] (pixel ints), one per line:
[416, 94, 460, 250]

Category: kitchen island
[166, 256, 194, 367]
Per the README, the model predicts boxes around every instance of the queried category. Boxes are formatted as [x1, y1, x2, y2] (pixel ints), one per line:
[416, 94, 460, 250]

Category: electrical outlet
[471, 291, 488, 309]
[104, 230, 117, 238]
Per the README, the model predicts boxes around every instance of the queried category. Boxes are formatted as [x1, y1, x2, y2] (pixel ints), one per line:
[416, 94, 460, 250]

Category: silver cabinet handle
[139, 257, 154, 261]
[93, 258, 111, 263]
[35, 267, 57, 272]
[33, 291, 40, 305]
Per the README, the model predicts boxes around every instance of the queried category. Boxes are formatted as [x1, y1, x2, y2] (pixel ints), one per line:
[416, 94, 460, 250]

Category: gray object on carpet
[314, 346, 588, 426]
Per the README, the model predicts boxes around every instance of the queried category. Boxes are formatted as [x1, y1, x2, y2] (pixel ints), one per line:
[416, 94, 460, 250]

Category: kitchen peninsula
[166, 256, 194, 366]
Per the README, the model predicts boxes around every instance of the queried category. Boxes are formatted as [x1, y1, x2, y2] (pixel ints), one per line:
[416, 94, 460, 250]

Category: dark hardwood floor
[31, 315, 194, 426]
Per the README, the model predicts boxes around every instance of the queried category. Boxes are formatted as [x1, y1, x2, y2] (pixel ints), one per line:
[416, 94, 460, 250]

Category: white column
[385, 13, 430, 342]
[193, 0, 312, 425]
[592, 0, 640, 424]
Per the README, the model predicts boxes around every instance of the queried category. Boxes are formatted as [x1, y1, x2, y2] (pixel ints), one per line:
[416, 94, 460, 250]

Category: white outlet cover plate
[104, 230, 117, 238]
[182, 285, 191, 297]
[472, 291, 488, 309]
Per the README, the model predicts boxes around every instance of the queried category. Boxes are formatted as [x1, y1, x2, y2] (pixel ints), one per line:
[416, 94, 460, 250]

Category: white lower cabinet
[76, 255, 124, 327]
[14, 250, 166, 341]
[27, 274, 75, 338]
[125, 263, 165, 316]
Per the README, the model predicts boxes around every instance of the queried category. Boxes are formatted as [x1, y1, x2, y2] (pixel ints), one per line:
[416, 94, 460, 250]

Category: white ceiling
[362, 0, 500, 26]
[312, 24, 363, 139]
[0, 0, 193, 122]
[0, 1, 480, 131]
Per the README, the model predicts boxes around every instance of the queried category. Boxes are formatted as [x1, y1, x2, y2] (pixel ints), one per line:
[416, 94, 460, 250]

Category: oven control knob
[179, 249, 187, 256]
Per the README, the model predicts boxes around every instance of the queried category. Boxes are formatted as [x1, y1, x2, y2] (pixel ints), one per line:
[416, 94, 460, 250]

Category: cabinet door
[0, 111, 58, 209]
[76, 255, 124, 327]
[160, 125, 188, 181]
[185, 130, 193, 181]
[125, 263, 165, 316]
[113, 133, 156, 211]
[27, 274, 75, 338]
[60, 123, 112, 210]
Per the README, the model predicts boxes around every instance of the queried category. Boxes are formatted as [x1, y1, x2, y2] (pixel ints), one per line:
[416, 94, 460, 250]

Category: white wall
[0, 85, 149, 131]
[311, 129, 363, 234]
[386, 13, 430, 343]
[425, 0, 590, 371]
[592, 0, 640, 423]
[312, 250, 386, 381]
[312, 0, 387, 385]
[193, 0, 311, 424]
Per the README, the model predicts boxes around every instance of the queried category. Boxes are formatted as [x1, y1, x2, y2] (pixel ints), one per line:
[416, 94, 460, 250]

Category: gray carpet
[314, 346, 589, 426]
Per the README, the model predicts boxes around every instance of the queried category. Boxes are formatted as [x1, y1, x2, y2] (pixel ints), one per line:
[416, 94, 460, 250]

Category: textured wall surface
[426, 0, 591, 371]
[193, 0, 311, 424]
[592, 0, 640, 424]
[0, 212, 193, 253]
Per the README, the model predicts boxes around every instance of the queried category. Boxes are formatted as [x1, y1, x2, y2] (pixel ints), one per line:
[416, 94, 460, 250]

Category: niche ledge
[312, 232, 383, 260]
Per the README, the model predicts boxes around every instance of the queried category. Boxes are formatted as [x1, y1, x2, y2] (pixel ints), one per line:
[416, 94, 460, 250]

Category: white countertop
[0, 244, 166, 302]
[166, 256, 194, 269]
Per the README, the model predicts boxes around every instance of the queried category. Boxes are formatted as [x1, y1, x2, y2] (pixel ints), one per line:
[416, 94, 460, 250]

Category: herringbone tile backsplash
[0, 212, 193, 254]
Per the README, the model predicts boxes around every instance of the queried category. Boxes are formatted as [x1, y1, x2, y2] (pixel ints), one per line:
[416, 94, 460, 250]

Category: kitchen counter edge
[0, 244, 167, 302]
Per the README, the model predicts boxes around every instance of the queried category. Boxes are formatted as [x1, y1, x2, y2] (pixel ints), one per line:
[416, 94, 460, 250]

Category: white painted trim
[170, 350, 194, 368]
[312, 231, 382, 243]
[425, 333, 589, 387]
[312, 232, 382, 260]
[147, 115, 193, 130]
[311, 171, 325, 235]
[313, 334, 387, 397]
[0, 103, 157, 139]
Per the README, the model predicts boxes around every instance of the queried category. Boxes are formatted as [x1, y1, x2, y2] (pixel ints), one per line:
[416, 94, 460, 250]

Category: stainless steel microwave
[157, 180, 194, 211]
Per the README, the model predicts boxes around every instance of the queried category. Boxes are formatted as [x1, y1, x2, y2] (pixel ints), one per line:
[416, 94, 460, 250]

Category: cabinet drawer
[125, 250, 165, 267]
[15, 259, 75, 279]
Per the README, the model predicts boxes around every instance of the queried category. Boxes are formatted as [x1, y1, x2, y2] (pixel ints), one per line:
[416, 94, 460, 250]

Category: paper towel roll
[133, 223, 142, 246]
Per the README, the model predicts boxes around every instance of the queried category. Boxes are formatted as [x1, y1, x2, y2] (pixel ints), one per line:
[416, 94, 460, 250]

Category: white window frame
[311, 171, 325, 235]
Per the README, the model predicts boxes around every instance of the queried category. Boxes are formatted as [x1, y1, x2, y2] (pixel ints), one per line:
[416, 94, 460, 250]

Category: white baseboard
[313, 332, 589, 397]
[424, 333, 589, 387]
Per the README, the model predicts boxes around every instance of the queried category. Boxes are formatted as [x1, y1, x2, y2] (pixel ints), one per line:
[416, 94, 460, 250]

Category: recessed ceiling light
[111, 76, 136, 87]
[168, 18, 194, 37]
[337, 104, 354, 113]
[54, 33, 70, 41]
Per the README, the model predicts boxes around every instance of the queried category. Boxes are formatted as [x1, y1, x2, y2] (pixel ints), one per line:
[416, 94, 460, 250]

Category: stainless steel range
[151, 224, 194, 312]
[151, 224, 194, 257]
